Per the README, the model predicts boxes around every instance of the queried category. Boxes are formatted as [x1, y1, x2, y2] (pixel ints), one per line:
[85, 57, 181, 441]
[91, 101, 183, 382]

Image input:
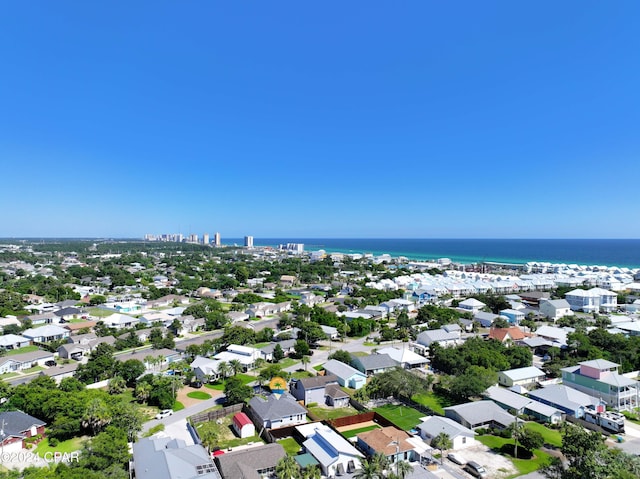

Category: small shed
[232, 412, 255, 439]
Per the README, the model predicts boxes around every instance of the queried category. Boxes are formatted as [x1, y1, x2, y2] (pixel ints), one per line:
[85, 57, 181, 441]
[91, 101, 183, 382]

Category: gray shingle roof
[445, 400, 515, 428]
[133, 436, 220, 479]
[323, 359, 365, 380]
[295, 374, 339, 390]
[353, 353, 398, 372]
[215, 443, 285, 479]
[249, 393, 307, 421]
[0, 411, 45, 438]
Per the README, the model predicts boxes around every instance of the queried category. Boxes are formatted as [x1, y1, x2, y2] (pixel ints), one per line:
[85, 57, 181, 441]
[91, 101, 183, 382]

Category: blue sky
[1, 1, 639, 239]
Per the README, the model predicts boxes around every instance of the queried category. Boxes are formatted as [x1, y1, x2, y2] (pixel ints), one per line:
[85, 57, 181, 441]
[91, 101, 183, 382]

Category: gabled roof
[215, 444, 285, 479]
[417, 416, 475, 440]
[323, 359, 366, 380]
[22, 325, 68, 338]
[303, 425, 363, 468]
[233, 412, 253, 428]
[579, 359, 619, 370]
[416, 329, 459, 346]
[295, 374, 339, 390]
[488, 327, 526, 342]
[445, 400, 515, 428]
[325, 383, 349, 399]
[527, 384, 600, 411]
[357, 426, 413, 455]
[0, 334, 29, 347]
[353, 354, 398, 371]
[0, 411, 46, 438]
[133, 436, 220, 479]
[500, 366, 545, 382]
[376, 347, 428, 366]
[249, 393, 307, 422]
[54, 307, 81, 317]
[459, 298, 485, 307]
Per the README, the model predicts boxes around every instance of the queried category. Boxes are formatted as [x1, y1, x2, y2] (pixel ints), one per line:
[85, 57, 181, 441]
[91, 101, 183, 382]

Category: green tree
[431, 432, 452, 464]
[275, 455, 302, 479]
[224, 376, 252, 405]
[273, 343, 285, 362]
[107, 376, 126, 395]
[81, 398, 112, 436]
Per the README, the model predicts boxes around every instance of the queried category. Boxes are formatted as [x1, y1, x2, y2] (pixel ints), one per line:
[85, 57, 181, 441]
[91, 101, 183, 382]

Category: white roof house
[22, 325, 70, 342]
[498, 366, 546, 387]
[102, 313, 140, 329]
[301, 424, 363, 476]
[0, 334, 31, 350]
[376, 347, 428, 368]
[458, 298, 486, 314]
[213, 344, 260, 370]
[416, 416, 476, 450]
[539, 299, 572, 321]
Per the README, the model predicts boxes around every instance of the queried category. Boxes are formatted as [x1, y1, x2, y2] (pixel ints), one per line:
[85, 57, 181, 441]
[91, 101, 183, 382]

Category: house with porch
[561, 359, 640, 412]
[527, 384, 601, 418]
[565, 288, 617, 313]
[416, 416, 476, 450]
[484, 386, 563, 424]
[0, 411, 46, 453]
[0, 334, 31, 351]
[248, 392, 307, 430]
[214, 344, 260, 371]
[356, 426, 417, 464]
[22, 325, 70, 343]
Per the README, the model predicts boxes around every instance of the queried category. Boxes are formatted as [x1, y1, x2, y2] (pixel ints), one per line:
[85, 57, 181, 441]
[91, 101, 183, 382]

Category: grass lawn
[278, 357, 299, 368]
[173, 401, 185, 411]
[350, 351, 369, 357]
[205, 374, 255, 391]
[0, 372, 19, 379]
[308, 406, 359, 421]
[523, 422, 562, 448]
[341, 424, 381, 439]
[195, 415, 263, 449]
[87, 307, 115, 318]
[291, 371, 315, 380]
[35, 436, 85, 454]
[373, 404, 425, 431]
[278, 437, 302, 455]
[477, 435, 551, 478]
[5, 345, 40, 356]
[412, 392, 453, 416]
[313, 364, 324, 371]
[187, 391, 212, 400]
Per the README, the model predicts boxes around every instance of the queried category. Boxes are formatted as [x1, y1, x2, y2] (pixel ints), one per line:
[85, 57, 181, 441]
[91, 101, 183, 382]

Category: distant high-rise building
[203, 233, 210, 245]
[189, 234, 198, 243]
[244, 236, 254, 248]
[214, 232, 221, 247]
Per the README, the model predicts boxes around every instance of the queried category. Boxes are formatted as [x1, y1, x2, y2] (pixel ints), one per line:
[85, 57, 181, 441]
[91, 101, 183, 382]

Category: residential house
[0, 411, 46, 453]
[539, 299, 572, 321]
[40, 362, 80, 384]
[259, 339, 296, 362]
[0, 334, 31, 351]
[102, 313, 140, 330]
[214, 344, 260, 371]
[53, 307, 82, 322]
[146, 294, 190, 308]
[458, 298, 486, 315]
[498, 366, 546, 388]
[248, 392, 307, 430]
[474, 311, 500, 328]
[444, 401, 515, 430]
[232, 412, 256, 439]
[320, 325, 339, 340]
[290, 374, 340, 405]
[357, 426, 417, 463]
[26, 312, 57, 326]
[484, 386, 563, 424]
[63, 321, 97, 334]
[116, 348, 182, 369]
[301, 423, 363, 476]
[247, 302, 277, 318]
[565, 288, 617, 313]
[322, 359, 367, 390]
[414, 329, 461, 354]
[416, 416, 476, 450]
[325, 384, 350, 408]
[133, 436, 220, 479]
[487, 326, 527, 344]
[0, 315, 22, 332]
[300, 292, 323, 307]
[0, 350, 55, 374]
[351, 354, 398, 376]
[215, 443, 285, 479]
[535, 325, 571, 348]
[527, 384, 601, 418]
[375, 347, 429, 369]
[22, 325, 70, 343]
[57, 343, 89, 360]
[499, 308, 525, 324]
[561, 359, 640, 412]
[190, 356, 223, 382]
[280, 275, 297, 287]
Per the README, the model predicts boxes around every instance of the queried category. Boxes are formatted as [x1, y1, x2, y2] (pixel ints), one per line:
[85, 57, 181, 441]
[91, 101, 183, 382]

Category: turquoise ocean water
[225, 239, 640, 269]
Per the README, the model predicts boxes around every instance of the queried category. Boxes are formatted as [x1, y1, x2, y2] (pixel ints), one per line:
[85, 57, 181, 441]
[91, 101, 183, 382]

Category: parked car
[192, 381, 203, 389]
[155, 409, 174, 420]
[463, 461, 488, 478]
[44, 360, 57, 367]
[447, 453, 466, 465]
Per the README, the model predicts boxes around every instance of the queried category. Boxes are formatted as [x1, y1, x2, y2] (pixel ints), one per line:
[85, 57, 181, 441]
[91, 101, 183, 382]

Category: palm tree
[302, 355, 311, 372]
[301, 466, 321, 479]
[371, 453, 389, 474]
[135, 382, 152, 403]
[354, 457, 382, 479]
[229, 359, 244, 376]
[431, 432, 452, 465]
[108, 376, 126, 395]
[82, 398, 112, 436]
[144, 354, 155, 371]
[395, 460, 412, 479]
[275, 455, 301, 479]
[216, 361, 230, 381]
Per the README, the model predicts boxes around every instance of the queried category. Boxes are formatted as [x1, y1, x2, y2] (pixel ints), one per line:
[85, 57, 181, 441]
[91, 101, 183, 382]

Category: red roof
[233, 412, 252, 428]
[212, 450, 225, 456]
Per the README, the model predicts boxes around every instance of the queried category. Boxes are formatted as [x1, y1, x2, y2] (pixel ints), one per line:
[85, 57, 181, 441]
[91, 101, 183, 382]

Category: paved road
[140, 393, 225, 435]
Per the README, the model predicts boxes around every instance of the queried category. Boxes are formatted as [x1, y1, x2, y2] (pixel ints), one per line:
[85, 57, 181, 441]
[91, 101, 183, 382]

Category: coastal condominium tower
[244, 236, 254, 248]
[214, 232, 221, 247]
[202, 233, 210, 245]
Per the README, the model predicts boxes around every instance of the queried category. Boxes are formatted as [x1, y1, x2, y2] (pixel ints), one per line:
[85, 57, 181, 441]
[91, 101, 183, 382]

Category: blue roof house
[322, 359, 367, 390]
